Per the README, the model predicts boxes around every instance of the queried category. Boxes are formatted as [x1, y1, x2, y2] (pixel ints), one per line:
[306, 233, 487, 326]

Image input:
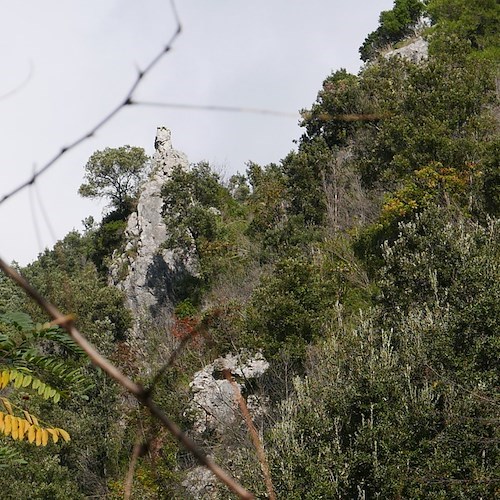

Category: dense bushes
[1, 0, 498, 496]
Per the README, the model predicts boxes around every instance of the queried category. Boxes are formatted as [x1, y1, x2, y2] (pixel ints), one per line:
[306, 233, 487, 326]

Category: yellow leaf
[47, 428, 59, 444]
[35, 428, 42, 446]
[41, 429, 49, 446]
[21, 419, 30, 439]
[28, 425, 36, 443]
[0, 412, 4, 432]
[31, 415, 39, 427]
[4, 414, 12, 436]
[17, 419, 26, 440]
[32, 378, 41, 390]
[0, 370, 9, 389]
[1, 397, 14, 415]
[11, 417, 18, 440]
[23, 410, 33, 424]
[57, 428, 71, 442]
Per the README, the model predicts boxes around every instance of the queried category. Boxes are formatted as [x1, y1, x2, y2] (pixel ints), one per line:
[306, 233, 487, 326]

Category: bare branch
[124, 435, 145, 500]
[147, 334, 192, 396]
[0, 256, 254, 500]
[223, 369, 276, 500]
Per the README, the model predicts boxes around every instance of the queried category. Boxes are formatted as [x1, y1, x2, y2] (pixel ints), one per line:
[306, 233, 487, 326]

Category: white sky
[0, 0, 392, 266]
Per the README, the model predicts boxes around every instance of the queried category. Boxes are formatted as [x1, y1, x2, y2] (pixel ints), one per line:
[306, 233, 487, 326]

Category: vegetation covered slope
[0, 0, 498, 497]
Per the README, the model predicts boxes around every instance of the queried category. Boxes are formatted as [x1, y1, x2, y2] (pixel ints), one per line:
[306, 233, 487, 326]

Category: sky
[0, 0, 393, 266]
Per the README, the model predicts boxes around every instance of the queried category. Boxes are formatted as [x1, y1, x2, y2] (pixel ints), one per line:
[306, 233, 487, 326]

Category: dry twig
[223, 369, 276, 500]
[124, 435, 146, 500]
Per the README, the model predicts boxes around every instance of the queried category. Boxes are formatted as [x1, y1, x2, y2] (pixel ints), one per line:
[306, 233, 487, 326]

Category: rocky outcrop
[182, 351, 269, 497]
[187, 351, 269, 434]
[384, 36, 428, 63]
[110, 127, 192, 346]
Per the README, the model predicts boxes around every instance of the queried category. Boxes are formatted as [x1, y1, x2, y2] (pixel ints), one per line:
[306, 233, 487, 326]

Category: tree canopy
[78, 146, 149, 214]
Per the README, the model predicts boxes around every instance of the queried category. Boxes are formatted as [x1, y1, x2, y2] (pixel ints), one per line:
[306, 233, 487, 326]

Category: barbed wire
[132, 100, 299, 118]
[0, 0, 182, 208]
[0, 60, 33, 101]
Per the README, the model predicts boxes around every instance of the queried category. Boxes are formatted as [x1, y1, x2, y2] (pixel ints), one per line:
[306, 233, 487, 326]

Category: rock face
[384, 36, 428, 63]
[187, 351, 269, 434]
[110, 127, 191, 343]
[182, 351, 269, 497]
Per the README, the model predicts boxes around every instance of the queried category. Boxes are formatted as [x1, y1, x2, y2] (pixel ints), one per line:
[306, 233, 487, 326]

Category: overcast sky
[0, 0, 393, 266]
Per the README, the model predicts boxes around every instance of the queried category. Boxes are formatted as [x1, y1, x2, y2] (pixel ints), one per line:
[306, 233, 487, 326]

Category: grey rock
[384, 37, 428, 64]
[187, 351, 269, 435]
[182, 467, 217, 499]
[109, 127, 192, 350]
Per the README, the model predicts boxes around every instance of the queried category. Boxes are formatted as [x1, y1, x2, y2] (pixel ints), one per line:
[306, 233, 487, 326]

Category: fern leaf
[0, 312, 34, 332]
[32, 326, 84, 355]
[0, 445, 27, 468]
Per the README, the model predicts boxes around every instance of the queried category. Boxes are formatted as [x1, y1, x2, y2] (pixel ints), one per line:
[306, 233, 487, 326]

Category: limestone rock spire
[109, 127, 191, 352]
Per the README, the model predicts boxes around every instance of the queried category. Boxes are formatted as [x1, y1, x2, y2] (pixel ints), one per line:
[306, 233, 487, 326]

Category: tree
[0, 311, 87, 466]
[426, 0, 500, 57]
[78, 146, 149, 214]
[161, 162, 248, 283]
[359, 0, 425, 61]
[300, 69, 364, 148]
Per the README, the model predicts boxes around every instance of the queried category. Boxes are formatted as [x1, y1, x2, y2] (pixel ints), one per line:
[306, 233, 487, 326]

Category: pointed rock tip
[154, 126, 172, 151]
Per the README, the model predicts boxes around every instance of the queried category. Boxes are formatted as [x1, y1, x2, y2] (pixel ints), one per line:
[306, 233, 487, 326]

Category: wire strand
[0, 0, 182, 208]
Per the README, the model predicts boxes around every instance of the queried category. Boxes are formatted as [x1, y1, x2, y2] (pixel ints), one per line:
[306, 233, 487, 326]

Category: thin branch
[0, 60, 33, 101]
[223, 369, 276, 500]
[0, 256, 254, 500]
[425, 364, 500, 406]
[124, 435, 146, 500]
[131, 100, 299, 118]
[0, 0, 182, 207]
[300, 111, 392, 122]
[147, 334, 192, 395]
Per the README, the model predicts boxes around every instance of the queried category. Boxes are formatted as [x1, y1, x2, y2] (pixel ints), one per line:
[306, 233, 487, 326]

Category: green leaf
[0, 312, 34, 332]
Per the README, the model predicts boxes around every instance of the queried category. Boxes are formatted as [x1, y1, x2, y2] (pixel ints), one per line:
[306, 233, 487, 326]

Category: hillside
[0, 1, 499, 498]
